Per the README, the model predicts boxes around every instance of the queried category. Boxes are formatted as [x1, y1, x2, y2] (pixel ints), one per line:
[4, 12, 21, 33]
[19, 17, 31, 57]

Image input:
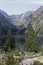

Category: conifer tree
[25, 24, 39, 53]
[5, 29, 15, 51]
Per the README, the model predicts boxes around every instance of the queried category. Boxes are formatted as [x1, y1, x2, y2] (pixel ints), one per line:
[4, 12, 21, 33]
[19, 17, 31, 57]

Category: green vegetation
[4, 29, 15, 52]
[6, 54, 15, 65]
[19, 54, 24, 59]
[0, 41, 2, 49]
[40, 44, 43, 55]
[0, 61, 5, 65]
[6, 54, 19, 65]
[33, 61, 43, 65]
[0, 41, 3, 52]
[0, 24, 41, 54]
[0, 25, 42, 65]
[25, 25, 39, 53]
[0, 54, 19, 65]
[14, 49, 19, 56]
[15, 35, 19, 50]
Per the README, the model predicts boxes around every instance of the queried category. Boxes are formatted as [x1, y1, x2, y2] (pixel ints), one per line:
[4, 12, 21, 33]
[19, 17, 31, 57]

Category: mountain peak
[33, 6, 43, 17]
[0, 10, 8, 18]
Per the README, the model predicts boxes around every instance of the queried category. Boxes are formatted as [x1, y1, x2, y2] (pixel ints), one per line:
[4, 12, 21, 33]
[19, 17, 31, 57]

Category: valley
[0, 6, 43, 65]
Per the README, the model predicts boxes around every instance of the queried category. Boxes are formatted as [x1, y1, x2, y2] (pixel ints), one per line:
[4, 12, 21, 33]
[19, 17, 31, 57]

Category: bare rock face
[31, 6, 43, 36]
[20, 6, 43, 37]
[19, 56, 43, 65]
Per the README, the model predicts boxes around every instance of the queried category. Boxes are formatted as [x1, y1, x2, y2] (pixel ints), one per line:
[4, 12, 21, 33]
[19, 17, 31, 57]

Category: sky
[0, 0, 43, 15]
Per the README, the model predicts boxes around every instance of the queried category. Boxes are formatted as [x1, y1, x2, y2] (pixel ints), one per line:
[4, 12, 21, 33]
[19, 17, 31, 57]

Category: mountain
[0, 10, 33, 37]
[0, 7, 42, 36]
[10, 11, 33, 26]
[22, 6, 43, 37]
[0, 6, 43, 45]
[0, 10, 19, 36]
[0, 10, 20, 45]
[27, 6, 43, 44]
[0, 10, 34, 47]
[31, 6, 43, 36]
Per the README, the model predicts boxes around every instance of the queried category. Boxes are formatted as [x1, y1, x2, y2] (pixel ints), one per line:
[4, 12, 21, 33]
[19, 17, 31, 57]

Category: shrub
[0, 61, 5, 65]
[33, 61, 43, 65]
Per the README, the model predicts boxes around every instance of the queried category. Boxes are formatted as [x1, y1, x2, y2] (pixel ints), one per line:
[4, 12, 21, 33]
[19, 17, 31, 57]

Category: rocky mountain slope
[0, 6, 43, 36]
[21, 6, 43, 37]
[31, 6, 43, 36]
[10, 11, 33, 26]
[0, 10, 33, 34]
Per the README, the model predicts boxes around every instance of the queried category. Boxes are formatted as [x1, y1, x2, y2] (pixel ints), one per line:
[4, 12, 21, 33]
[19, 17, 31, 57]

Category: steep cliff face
[31, 6, 43, 36]
[0, 10, 19, 36]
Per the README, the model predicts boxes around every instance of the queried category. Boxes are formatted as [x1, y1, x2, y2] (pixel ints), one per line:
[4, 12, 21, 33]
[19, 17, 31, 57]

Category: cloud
[0, 0, 43, 15]
[0, 0, 43, 4]
[29, 0, 43, 4]
[18, 0, 43, 4]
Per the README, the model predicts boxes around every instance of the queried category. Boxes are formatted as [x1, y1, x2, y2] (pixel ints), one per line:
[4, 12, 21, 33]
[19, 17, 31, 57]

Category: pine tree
[15, 34, 19, 49]
[5, 29, 15, 51]
[0, 41, 2, 52]
[0, 41, 2, 49]
[25, 25, 39, 53]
